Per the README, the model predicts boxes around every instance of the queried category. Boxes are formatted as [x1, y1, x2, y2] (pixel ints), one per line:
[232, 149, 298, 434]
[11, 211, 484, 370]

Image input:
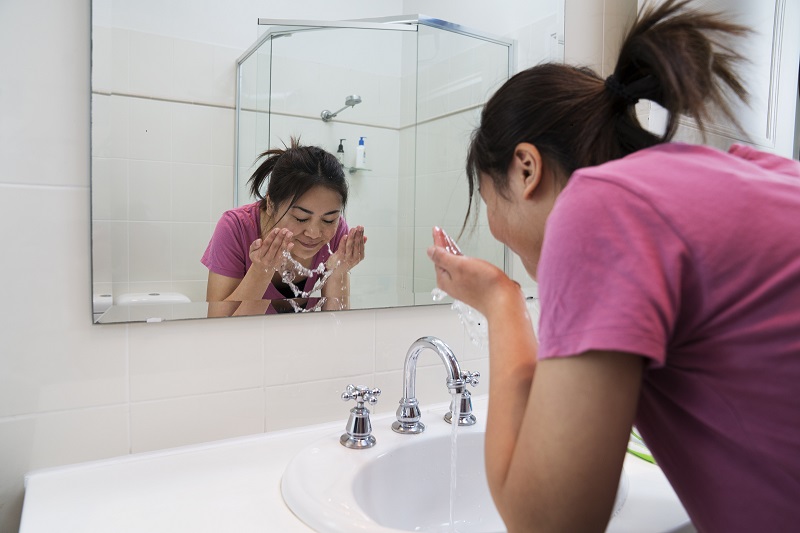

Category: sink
[351, 431, 626, 532]
[281, 397, 690, 533]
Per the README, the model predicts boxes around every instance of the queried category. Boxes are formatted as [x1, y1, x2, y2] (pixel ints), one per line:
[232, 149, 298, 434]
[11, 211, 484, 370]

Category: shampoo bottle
[336, 138, 346, 166]
[355, 136, 367, 168]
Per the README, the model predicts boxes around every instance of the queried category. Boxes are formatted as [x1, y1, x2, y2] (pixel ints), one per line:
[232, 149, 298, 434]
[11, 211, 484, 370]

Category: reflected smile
[296, 239, 321, 250]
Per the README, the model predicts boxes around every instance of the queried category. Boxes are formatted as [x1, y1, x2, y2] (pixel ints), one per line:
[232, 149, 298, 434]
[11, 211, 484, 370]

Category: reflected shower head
[321, 94, 363, 122]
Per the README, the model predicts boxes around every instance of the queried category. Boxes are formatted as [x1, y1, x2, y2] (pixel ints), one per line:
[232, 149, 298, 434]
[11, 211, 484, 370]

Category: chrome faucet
[391, 336, 480, 434]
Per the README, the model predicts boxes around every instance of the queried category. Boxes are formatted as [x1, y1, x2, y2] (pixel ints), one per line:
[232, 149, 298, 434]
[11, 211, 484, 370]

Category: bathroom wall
[0, 0, 615, 531]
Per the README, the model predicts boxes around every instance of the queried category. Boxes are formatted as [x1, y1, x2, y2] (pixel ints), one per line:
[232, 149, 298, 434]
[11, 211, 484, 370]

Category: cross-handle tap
[391, 336, 480, 434]
[340, 384, 381, 449]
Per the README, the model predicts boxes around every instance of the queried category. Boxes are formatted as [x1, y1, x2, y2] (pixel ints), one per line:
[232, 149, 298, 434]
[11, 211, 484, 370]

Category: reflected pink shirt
[537, 143, 800, 532]
[201, 201, 348, 299]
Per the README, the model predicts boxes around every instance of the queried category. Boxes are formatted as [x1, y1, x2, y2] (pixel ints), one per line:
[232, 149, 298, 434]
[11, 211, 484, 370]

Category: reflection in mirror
[91, 4, 564, 324]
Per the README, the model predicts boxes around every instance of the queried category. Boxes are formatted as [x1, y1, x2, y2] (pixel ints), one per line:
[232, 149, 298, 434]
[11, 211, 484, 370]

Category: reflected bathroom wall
[91, 6, 564, 323]
[236, 20, 516, 310]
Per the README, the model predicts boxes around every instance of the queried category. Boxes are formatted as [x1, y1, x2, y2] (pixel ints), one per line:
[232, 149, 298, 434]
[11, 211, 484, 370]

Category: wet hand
[250, 227, 294, 273]
[428, 226, 518, 317]
[327, 226, 366, 272]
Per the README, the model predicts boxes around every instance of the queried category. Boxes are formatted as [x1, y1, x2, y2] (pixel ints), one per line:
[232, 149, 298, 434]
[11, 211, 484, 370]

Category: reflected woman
[202, 139, 366, 317]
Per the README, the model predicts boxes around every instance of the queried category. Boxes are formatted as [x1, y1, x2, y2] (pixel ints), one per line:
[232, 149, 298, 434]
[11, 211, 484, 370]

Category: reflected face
[272, 185, 343, 261]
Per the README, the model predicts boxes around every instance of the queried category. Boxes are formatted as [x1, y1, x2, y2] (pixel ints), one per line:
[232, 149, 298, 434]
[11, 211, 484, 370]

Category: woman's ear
[510, 143, 544, 200]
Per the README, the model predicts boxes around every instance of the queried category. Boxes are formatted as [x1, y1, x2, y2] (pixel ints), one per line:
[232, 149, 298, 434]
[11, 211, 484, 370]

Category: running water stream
[449, 389, 462, 533]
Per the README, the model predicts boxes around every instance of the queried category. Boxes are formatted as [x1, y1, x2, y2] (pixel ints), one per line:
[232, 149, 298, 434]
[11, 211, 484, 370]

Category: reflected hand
[427, 226, 518, 317]
[327, 226, 366, 272]
[250, 227, 294, 273]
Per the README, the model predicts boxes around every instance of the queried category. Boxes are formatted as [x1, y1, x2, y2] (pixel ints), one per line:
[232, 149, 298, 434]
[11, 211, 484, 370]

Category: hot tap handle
[341, 384, 381, 405]
[462, 371, 480, 387]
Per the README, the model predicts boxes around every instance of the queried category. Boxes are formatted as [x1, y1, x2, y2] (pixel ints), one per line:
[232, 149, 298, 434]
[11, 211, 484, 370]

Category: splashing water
[277, 245, 342, 312]
[431, 289, 488, 348]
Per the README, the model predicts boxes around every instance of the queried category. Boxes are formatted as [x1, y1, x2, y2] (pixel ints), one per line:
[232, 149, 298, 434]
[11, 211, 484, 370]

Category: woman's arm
[428, 232, 643, 532]
[205, 227, 294, 317]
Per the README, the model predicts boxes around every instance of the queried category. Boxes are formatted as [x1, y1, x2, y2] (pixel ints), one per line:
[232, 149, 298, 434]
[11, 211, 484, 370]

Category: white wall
[0, 1, 568, 531]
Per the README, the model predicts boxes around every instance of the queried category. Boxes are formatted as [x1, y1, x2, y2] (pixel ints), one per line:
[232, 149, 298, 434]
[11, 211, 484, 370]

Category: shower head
[321, 94, 363, 122]
[344, 95, 362, 107]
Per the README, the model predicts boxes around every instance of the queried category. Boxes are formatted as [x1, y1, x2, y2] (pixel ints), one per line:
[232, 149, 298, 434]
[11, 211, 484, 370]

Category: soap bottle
[355, 136, 367, 168]
[336, 138, 346, 166]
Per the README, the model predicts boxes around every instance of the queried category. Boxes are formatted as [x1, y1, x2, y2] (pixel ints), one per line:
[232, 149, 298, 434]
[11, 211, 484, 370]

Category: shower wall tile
[128, 316, 264, 402]
[130, 388, 265, 453]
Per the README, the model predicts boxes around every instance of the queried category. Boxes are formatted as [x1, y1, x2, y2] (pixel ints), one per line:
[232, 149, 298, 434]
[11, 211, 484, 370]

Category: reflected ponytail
[247, 136, 348, 226]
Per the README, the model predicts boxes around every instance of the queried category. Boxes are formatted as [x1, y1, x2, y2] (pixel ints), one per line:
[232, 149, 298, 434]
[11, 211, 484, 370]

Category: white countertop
[21, 395, 691, 533]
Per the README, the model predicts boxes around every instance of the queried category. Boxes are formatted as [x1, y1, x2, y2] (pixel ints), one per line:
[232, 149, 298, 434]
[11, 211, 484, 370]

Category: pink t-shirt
[201, 201, 348, 302]
[537, 143, 800, 532]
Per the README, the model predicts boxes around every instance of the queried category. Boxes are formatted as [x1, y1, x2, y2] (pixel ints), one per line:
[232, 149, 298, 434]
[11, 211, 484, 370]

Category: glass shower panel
[412, 24, 511, 304]
[236, 40, 271, 206]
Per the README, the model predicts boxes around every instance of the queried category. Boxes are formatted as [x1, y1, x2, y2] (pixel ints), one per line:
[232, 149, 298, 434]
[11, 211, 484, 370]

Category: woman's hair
[464, 0, 750, 225]
[247, 137, 348, 228]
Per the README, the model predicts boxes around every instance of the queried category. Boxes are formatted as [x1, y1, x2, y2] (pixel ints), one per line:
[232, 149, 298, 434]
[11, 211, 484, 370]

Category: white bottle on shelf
[355, 136, 367, 168]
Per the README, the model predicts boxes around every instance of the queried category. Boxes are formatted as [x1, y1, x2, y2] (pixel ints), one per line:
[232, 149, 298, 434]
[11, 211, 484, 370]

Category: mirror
[90, 1, 564, 324]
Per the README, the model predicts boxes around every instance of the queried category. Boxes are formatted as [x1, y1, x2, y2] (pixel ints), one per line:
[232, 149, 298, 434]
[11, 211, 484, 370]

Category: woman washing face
[428, 1, 800, 532]
[203, 138, 366, 316]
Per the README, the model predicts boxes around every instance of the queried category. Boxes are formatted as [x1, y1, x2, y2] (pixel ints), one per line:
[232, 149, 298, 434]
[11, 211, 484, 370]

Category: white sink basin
[281, 397, 690, 533]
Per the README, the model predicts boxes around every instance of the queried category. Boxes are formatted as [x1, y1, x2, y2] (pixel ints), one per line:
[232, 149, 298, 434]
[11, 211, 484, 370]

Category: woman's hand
[327, 226, 366, 272]
[250, 227, 294, 273]
[427, 226, 519, 318]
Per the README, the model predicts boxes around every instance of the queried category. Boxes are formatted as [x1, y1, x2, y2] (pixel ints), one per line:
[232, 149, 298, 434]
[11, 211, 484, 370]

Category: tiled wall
[0, 0, 578, 531]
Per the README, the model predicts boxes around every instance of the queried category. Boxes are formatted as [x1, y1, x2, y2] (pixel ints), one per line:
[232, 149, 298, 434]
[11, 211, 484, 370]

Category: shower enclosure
[235, 16, 515, 309]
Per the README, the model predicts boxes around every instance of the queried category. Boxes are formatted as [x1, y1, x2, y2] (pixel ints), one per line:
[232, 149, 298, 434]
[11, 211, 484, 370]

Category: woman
[428, 1, 800, 532]
[203, 139, 365, 316]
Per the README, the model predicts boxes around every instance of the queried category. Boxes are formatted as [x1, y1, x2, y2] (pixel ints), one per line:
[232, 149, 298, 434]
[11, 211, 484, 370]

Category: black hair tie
[605, 74, 639, 105]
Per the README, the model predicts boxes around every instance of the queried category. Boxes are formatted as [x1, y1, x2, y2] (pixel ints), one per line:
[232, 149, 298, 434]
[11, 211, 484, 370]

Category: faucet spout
[392, 336, 479, 434]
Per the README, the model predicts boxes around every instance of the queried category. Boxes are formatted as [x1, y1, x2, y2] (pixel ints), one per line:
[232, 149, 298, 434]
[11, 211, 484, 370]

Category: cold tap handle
[341, 384, 381, 405]
[462, 370, 480, 387]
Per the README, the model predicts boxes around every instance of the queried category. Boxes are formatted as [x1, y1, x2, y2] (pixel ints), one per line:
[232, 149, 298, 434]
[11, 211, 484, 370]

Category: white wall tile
[172, 102, 214, 164]
[128, 317, 264, 401]
[172, 38, 215, 104]
[171, 162, 212, 223]
[129, 98, 172, 162]
[264, 310, 376, 386]
[129, 160, 171, 221]
[263, 373, 373, 432]
[0, 406, 129, 533]
[128, 221, 171, 282]
[171, 222, 213, 281]
[0, 186, 128, 418]
[130, 389, 265, 453]
[129, 31, 173, 99]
